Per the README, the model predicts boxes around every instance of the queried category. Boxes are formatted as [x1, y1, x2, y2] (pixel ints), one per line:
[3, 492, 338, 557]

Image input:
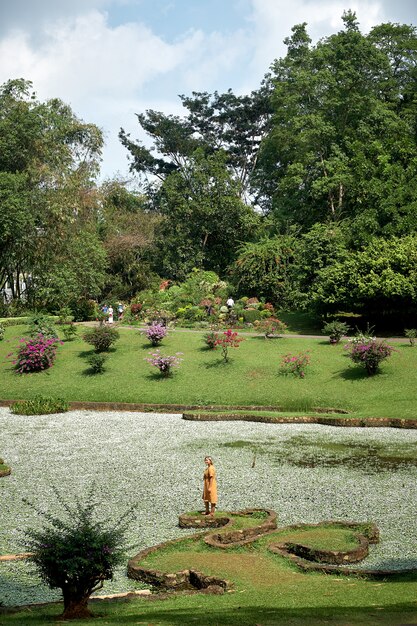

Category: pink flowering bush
[344, 339, 394, 375]
[144, 349, 183, 377]
[143, 322, 167, 346]
[214, 329, 244, 363]
[9, 334, 61, 373]
[281, 352, 311, 378]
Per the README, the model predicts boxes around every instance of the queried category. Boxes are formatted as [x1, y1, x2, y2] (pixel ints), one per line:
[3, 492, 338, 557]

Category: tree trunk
[62, 590, 92, 620]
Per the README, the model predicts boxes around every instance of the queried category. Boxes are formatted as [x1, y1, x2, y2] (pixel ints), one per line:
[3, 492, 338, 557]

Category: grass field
[0, 324, 415, 419]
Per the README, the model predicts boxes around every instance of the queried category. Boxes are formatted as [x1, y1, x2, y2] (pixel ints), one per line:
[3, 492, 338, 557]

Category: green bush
[61, 323, 78, 341]
[87, 353, 107, 374]
[10, 396, 69, 415]
[23, 486, 135, 620]
[243, 309, 263, 323]
[28, 313, 58, 339]
[83, 325, 120, 352]
[0, 323, 4, 341]
[322, 320, 350, 344]
[405, 328, 417, 346]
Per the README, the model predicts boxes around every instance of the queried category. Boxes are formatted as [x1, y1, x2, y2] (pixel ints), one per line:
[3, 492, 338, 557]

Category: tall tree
[153, 149, 260, 280]
[119, 86, 272, 203]
[257, 13, 417, 237]
[0, 79, 104, 309]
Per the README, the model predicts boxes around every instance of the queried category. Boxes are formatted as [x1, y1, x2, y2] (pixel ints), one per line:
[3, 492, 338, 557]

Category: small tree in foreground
[214, 329, 244, 363]
[23, 486, 135, 620]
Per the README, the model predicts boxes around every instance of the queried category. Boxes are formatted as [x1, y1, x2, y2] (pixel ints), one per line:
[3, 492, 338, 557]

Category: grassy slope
[0, 325, 416, 418]
[3, 532, 417, 626]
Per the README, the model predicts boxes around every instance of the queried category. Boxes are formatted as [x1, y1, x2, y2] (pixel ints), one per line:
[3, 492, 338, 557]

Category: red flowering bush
[9, 334, 61, 373]
[214, 329, 244, 362]
[281, 352, 311, 378]
[130, 303, 142, 316]
[344, 339, 394, 375]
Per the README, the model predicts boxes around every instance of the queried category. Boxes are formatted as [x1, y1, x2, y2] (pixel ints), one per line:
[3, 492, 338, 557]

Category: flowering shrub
[214, 329, 244, 363]
[281, 352, 311, 378]
[256, 317, 288, 337]
[145, 349, 183, 376]
[83, 325, 120, 352]
[204, 330, 219, 349]
[144, 322, 167, 346]
[130, 303, 142, 316]
[344, 339, 394, 375]
[10, 334, 61, 373]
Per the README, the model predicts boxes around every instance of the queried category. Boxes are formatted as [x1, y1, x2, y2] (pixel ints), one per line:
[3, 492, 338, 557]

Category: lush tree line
[1, 12, 417, 325]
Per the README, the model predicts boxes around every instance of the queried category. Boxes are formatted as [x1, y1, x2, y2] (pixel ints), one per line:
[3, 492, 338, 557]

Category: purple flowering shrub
[281, 351, 311, 378]
[9, 334, 61, 373]
[145, 349, 183, 376]
[344, 339, 394, 375]
[143, 322, 167, 346]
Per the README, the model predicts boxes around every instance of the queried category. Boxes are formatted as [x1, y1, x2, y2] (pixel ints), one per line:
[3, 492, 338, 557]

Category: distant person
[108, 306, 114, 324]
[203, 456, 217, 516]
[117, 302, 124, 321]
[226, 296, 235, 310]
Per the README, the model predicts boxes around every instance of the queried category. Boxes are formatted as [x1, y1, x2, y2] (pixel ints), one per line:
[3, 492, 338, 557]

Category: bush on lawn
[344, 339, 394, 375]
[143, 322, 167, 346]
[83, 325, 120, 352]
[9, 334, 61, 373]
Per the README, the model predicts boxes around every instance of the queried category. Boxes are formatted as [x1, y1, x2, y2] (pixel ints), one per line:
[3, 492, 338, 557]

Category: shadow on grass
[144, 371, 174, 381]
[78, 348, 116, 359]
[203, 358, 232, 369]
[337, 367, 381, 381]
[6, 601, 417, 626]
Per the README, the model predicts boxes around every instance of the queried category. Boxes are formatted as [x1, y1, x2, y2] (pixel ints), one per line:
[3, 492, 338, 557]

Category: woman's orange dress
[203, 465, 217, 504]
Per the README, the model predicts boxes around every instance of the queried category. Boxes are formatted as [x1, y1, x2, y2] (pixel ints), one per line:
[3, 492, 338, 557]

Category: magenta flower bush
[344, 339, 394, 375]
[9, 334, 62, 373]
[143, 322, 167, 346]
[144, 349, 183, 377]
[281, 351, 311, 378]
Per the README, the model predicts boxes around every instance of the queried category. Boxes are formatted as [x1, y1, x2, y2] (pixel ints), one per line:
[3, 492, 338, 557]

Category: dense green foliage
[23, 487, 135, 619]
[10, 396, 69, 415]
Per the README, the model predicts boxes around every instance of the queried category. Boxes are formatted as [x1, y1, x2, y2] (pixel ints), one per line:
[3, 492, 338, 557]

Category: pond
[0, 408, 416, 606]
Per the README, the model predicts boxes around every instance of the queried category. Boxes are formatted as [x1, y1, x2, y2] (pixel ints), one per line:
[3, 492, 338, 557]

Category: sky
[0, 0, 416, 182]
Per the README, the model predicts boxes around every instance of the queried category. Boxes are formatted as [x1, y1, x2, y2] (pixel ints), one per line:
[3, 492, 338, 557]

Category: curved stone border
[1, 399, 416, 428]
[203, 508, 277, 549]
[268, 521, 417, 577]
[183, 413, 417, 429]
[0, 553, 32, 562]
[178, 513, 233, 530]
[128, 508, 275, 592]
[127, 533, 232, 593]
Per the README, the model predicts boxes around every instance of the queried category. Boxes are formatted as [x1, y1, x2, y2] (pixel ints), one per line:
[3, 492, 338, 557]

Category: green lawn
[0, 325, 416, 419]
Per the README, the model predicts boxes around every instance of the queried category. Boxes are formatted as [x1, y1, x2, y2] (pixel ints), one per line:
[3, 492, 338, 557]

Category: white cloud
[246, 0, 384, 82]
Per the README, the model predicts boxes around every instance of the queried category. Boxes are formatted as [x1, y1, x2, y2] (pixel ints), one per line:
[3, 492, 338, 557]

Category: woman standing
[203, 456, 217, 516]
